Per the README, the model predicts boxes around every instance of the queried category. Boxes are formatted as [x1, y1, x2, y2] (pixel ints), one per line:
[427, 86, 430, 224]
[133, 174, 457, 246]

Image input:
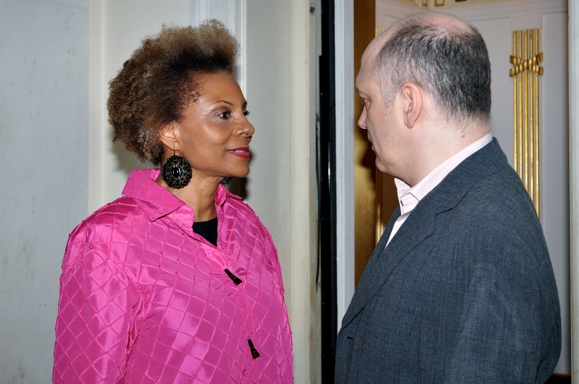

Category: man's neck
[405, 123, 490, 187]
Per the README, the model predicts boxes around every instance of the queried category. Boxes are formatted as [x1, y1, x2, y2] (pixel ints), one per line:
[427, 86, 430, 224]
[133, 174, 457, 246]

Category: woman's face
[173, 71, 255, 180]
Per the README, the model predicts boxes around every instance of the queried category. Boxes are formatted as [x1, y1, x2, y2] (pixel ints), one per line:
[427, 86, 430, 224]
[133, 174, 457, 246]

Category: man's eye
[219, 111, 231, 119]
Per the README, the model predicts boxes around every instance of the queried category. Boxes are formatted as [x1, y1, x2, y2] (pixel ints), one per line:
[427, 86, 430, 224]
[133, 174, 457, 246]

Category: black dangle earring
[161, 150, 192, 189]
[220, 177, 232, 186]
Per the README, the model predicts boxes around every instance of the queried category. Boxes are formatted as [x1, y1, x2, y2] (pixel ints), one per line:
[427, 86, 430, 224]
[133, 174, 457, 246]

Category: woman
[53, 20, 293, 383]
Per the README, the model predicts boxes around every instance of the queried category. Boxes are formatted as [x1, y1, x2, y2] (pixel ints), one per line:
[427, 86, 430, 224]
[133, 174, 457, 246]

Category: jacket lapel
[341, 200, 437, 327]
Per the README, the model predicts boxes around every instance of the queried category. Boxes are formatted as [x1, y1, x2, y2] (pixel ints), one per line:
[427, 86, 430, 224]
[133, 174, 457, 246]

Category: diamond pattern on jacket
[53, 169, 293, 383]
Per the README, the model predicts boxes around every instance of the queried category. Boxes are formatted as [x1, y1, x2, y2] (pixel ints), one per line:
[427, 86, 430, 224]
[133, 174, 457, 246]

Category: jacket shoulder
[70, 196, 143, 239]
[63, 197, 145, 266]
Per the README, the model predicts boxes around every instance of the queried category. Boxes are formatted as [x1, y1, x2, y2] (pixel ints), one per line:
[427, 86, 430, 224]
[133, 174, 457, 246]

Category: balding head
[356, 11, 492, 185]
[368, 11, 491, 124]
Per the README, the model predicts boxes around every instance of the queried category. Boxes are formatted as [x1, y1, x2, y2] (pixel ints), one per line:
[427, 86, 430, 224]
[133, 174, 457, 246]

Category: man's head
[356, 11, 491, 185]
[375, 12, 491, 122]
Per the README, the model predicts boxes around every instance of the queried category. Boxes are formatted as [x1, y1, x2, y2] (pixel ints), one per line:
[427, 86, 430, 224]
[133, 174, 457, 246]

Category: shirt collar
[394, 132, 493, 216]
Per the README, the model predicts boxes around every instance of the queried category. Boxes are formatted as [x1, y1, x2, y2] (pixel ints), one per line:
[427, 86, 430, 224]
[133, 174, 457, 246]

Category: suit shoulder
[462, 165, 536, 220]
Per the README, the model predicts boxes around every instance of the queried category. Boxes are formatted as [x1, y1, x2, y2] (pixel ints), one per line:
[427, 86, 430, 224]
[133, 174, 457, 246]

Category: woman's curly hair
[107, 20, 238, 166]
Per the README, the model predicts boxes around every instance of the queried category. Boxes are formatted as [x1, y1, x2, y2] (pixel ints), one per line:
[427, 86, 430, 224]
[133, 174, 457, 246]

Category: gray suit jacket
[335, 139, 561, 383]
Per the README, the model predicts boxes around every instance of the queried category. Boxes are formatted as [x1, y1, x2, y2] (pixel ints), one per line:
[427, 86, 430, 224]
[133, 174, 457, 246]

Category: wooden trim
[546, 373, 571, 383]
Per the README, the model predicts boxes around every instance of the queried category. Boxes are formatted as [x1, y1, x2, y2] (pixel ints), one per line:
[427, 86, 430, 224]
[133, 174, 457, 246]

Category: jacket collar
[121, 169, 239, 223]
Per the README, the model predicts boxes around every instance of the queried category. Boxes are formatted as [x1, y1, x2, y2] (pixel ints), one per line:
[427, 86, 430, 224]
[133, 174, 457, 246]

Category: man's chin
[375, 160, 388, 175]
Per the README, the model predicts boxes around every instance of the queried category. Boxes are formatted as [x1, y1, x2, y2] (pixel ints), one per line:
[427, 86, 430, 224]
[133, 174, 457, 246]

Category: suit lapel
[341, 201, 437, 327]
[340, 139, 508, 328]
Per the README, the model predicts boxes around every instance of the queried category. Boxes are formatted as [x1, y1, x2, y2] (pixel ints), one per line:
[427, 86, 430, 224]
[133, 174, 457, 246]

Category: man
[335, 11, 561, 383]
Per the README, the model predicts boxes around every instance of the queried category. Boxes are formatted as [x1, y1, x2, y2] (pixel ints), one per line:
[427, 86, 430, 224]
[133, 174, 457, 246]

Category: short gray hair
[374, 13, 491, 123]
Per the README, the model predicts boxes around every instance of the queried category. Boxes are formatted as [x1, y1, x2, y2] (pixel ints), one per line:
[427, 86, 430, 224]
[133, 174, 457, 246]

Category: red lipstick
[228, 147, 251, 158]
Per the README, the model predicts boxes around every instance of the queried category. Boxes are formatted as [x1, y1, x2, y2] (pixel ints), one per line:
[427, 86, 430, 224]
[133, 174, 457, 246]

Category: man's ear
[402, 82, 422, 128]
[158, 122, 180, 151]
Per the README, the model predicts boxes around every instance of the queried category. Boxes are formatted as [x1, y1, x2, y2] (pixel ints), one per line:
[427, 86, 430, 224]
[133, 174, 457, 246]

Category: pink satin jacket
[53, 169, 293, 383]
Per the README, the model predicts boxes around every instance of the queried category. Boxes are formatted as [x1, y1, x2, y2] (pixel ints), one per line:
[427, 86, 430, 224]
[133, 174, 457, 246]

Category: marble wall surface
[0, 0, 89, 381]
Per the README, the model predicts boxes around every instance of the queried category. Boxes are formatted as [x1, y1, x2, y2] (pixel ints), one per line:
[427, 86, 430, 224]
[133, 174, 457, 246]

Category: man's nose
[358, 107, 367, 130]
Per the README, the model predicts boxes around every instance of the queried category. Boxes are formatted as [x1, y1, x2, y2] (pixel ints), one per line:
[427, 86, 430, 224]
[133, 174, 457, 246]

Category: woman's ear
[402, 82, 422, 128]
[158, 122, 180, 151]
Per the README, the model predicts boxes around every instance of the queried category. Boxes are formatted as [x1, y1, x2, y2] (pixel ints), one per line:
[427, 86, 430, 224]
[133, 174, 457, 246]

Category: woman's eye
[218, 111, 231, 119]
[243, 110, 250, 117]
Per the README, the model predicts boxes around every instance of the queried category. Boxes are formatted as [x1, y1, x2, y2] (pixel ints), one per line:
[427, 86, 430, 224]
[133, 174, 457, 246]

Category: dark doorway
[318, 0, 337, 382]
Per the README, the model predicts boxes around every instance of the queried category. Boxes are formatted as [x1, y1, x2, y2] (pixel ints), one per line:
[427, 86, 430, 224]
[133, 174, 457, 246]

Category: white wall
[89, 0, 191, 211]
[244, 1, 320, 381]
[0, 0, 89, 381]
[569, 1, 579, 377]
[541, 10, 570, 375]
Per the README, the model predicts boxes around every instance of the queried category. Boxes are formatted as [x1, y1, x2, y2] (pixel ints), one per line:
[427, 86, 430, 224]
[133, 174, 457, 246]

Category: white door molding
[189, 0, 246, 92]
[569, 1, 578, 378]
[334, 0, 356, 330]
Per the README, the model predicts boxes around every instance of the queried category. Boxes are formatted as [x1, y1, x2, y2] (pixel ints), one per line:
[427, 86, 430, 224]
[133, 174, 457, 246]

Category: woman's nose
[239, 119, 255, 138]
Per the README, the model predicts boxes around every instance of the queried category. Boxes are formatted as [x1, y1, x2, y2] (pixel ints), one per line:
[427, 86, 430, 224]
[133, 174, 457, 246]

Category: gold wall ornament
[510, 29, 543, 216]
[509, 53, 544, 76]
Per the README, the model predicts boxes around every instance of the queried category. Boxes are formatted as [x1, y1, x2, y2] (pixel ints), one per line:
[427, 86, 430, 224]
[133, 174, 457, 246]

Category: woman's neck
[156, 174, 219, 222]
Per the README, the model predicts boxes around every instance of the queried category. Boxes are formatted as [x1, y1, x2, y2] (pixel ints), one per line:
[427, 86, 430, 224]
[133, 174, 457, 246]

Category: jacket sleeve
[53, 232, 142, 383]
[444, 261, 559, 384]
